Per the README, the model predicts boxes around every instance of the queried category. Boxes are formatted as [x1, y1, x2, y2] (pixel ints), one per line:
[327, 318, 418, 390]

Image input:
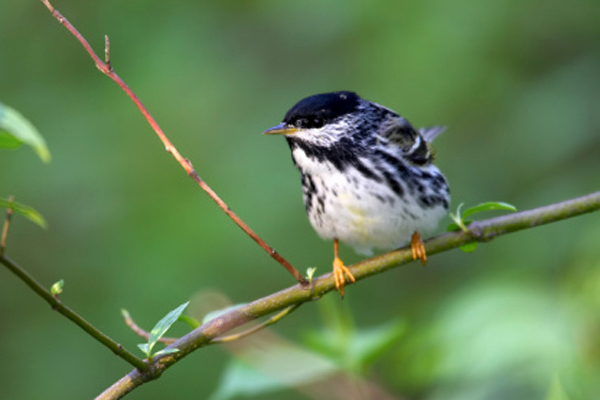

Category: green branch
[96, 190, 600, 399]
[0, 255, 148, 371]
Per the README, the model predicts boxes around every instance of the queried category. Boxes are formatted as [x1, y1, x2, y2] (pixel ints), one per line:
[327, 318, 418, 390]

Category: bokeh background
[2, 1, 600, 399]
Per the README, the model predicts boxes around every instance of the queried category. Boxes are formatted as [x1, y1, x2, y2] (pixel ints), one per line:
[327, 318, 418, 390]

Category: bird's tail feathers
[419, 126, 447, 142]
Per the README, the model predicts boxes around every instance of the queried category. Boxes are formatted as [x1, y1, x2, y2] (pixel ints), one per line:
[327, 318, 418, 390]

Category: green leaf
[446, 222, 460, 232]
[447, 203, 469, 232]
[0, 198, 47, 229]
[462, 201, 517, 219]
[209, 345, 338, 400]
[0, 102, 50, 162]
[305, 317, 407, 372]
[154, 347, 180, 357]
[51, 279, 64, 296]
[0, 131, 22, 149]
[178, 314, 201, 329]
[546, 374, 570, 400]
[447, 220, 472, 232]
[137, 343, 150, 357]
[459, 242, 478, 253]
[210, 359, 288, 400]
[347, 320, 406, 370]
[303, 297, 355, 360]
[447, 201, 516, 233]
[141, 301, 189, 358]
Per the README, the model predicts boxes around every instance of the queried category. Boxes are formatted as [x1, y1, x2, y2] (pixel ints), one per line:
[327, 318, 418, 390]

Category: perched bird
[264, 91, 450, 296]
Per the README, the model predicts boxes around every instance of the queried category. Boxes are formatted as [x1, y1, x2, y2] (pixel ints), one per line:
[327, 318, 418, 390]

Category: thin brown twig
[0, 195, 15, 256]
[210, 304, 301, 344]
[122, 304, 301, 346]
[40, 0, 307, 286]
[122, 310, 177, 345]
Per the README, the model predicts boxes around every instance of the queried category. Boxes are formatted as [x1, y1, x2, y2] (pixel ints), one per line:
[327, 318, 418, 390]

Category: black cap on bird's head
[283, 91, 360, 127]
[263, 91, 361, 135]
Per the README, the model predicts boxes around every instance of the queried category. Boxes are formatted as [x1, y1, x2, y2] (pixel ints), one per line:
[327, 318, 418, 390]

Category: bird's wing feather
[380, 117, 434, 166]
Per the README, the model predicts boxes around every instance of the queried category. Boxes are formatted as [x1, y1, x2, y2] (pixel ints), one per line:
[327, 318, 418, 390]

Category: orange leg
[411, 231, 427, 266]
[332, 239, 356, 297]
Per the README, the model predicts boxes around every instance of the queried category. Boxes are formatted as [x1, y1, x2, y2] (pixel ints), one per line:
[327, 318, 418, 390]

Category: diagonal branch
[0, 255, 148, 371]
[97, 190, 600, 399]
[40, 0, 307, 286]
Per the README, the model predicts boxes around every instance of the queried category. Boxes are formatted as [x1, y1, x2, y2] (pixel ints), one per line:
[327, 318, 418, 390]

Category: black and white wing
[379, 116, 445, 166]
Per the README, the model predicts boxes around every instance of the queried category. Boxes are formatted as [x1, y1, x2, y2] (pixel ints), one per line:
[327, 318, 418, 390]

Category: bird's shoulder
[373, 114, 433, 166]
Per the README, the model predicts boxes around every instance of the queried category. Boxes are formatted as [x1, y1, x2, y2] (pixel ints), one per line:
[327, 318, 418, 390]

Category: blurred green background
[2, 0, 600, 399]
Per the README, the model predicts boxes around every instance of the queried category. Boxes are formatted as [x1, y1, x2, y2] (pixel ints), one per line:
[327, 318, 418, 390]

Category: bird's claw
[411, 231, 427, 266]
[333, 257, 355, 298]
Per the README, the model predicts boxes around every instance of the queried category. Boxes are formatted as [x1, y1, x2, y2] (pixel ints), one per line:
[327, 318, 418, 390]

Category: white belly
[295, 151, 448, 255]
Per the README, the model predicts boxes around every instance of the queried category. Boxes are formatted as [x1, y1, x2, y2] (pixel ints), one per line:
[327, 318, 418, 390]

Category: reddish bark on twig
[40, 0, 308, 285]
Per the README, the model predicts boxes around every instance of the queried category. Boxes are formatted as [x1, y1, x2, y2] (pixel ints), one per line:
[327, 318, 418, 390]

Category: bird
[263, 91, 450, 297]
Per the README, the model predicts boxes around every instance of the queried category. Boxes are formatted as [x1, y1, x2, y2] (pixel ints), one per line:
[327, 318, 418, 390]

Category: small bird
[264, 91, 450, 296]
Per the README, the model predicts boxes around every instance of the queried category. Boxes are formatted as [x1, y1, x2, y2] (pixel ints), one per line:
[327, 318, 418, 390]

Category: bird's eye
[295, 118, 309, 128]
[293, 116, 326, 129]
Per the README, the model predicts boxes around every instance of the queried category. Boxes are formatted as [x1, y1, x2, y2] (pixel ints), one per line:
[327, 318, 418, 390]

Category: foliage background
[1, 1, 600, 399]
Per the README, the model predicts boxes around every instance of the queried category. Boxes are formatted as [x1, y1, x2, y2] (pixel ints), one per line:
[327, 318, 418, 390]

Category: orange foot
[333, 256, 356, 298]
[332, 238, 355, 297]
[411, 231, 427, 266]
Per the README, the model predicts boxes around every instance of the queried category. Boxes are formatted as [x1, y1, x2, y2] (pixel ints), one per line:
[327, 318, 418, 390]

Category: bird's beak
[262, 123, 299, 135]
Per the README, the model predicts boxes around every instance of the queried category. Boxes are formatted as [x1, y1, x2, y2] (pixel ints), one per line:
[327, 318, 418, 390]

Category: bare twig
[123, 304, 301, 346]
[122, 309, 177, 345]
[210, 304, 301, 344]
[0, 195, 15, 256]
[104, 35, 111, 70]
[0, 255, 148, 371]
[40, 0, 307, 285]
[95, 191, 600, 399]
